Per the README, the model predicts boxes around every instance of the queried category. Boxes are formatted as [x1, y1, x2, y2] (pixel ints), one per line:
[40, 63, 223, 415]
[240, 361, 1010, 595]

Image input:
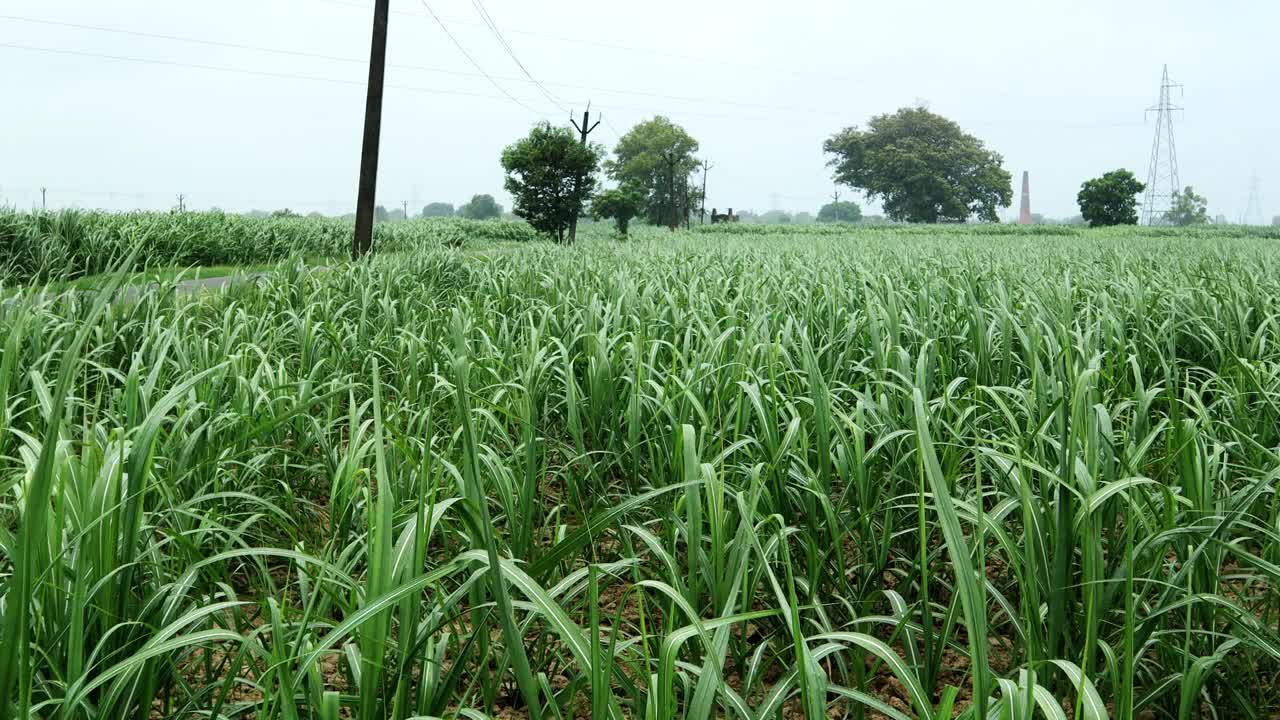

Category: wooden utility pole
[352, 0, 391, 259]
[402, 200, 409, 221]
[699, 160, 714, 225]
[568, 106, 601, 244]
[176, 194, 186, 213]
[40, 187, 46, 211]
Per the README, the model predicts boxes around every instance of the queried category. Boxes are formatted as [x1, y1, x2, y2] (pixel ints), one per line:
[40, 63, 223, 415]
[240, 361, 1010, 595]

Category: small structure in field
[710, 207, 739, 224]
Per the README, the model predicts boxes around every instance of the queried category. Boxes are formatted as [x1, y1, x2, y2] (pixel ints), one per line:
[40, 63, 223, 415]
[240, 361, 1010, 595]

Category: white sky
[1, 0, 1275, 221]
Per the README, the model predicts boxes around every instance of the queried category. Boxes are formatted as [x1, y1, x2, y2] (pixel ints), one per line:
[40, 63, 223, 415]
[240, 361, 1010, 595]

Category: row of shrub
[0, 210, 540, 284]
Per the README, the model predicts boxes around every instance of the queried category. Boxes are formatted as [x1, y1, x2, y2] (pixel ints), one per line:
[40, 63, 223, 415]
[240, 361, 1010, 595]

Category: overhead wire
[0, 41, 552, 105]
[0, 39, 765, 123]
[601, 116, 625, 141]
[467, 0, 568, 113]
[0, 13, 1153, 131]
[295, 0, 861, 85]
[414, 0, 545, 116]
[0, 14, 843, 118]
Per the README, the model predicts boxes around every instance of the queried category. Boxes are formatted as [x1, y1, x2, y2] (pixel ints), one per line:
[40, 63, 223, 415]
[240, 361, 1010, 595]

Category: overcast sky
[2, 0, 1275, 221]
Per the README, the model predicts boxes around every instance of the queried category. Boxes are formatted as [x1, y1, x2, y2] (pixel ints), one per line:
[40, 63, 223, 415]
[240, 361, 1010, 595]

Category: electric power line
[0, 15, 1168, 130]
[467, 0, 568, 112]
[415, 0, 545, 115]
[602, 116, 625, 140]
[291, 0, 865, 85]
[0, 14, 842, 118]
[0, 14, 386, 67]
[0, 40, 555, 105]
[375, 0, 1215, 140]
[0, 40, 773, 123]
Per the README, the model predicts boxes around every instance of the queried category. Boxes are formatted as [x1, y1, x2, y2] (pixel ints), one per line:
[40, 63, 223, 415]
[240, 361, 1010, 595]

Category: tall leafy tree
[824, 107, 1012, 223]
[606, 116, 700, 228]
[1077, 170, 1145, 227]
[501, 122, 604, 243]
[817, 200, 862, 223]
[1165, 186, 1209, 226]
[458, 194, 503, 221]
[421, 202, 455, 218]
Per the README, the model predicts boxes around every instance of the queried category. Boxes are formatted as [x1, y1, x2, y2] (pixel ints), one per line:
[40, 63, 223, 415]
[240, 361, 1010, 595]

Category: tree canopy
[592, 186, 645, 236]
[606, 116, 700, 228]
[421, 202, 454, 218]
[1166, 186, 1209, 226]
[501, 122, 603, 243]
[458, 194, 503, 221]
[824, 107, 1011, 223]
[817, 200, 862, 223]
[1077, 170, 1145, 227]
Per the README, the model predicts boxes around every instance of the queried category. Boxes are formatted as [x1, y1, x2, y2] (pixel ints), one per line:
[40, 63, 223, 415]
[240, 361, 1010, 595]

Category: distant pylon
[1018, 171, 1032, 225]
[1141, 64, 1183, 225]
[1243, 173, 1263, 226]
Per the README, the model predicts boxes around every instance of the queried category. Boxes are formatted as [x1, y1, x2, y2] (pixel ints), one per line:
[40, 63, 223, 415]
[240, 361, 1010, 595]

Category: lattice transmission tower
[1243, 174, 1264, 226]
[1142, 65, 1184, 225]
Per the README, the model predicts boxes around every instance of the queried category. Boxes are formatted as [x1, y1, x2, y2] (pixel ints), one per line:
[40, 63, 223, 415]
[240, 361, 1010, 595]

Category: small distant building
[710, 207, 739, 224]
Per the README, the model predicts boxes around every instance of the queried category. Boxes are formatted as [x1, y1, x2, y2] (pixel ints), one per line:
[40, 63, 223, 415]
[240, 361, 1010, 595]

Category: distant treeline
[244, 194, 509, 223]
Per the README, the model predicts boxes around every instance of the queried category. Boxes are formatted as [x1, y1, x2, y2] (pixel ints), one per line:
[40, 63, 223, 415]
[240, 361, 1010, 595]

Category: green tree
[759, 210, 793, 224]
[1165, 186, 1209, 226]
[421, 202, 454, 218]
[1273, 215, 1280, 227]
[824, 107, 1012, 223]
[501, 122, 604, 243]
[592, 186, 644, 236]
[458, 194, 502, 221]
[606, 116, 700, 228]
[817, 200, 862, 223]
[374, 205, 390, 223]
[1077, 170, 1145, 227]
[496, 121, 601, 242]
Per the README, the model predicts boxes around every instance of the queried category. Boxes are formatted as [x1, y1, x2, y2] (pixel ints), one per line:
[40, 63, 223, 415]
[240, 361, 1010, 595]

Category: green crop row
[691, 220, 1280, 239]
[1, 230, 1278, 718]
[0, 210, 540, 284]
